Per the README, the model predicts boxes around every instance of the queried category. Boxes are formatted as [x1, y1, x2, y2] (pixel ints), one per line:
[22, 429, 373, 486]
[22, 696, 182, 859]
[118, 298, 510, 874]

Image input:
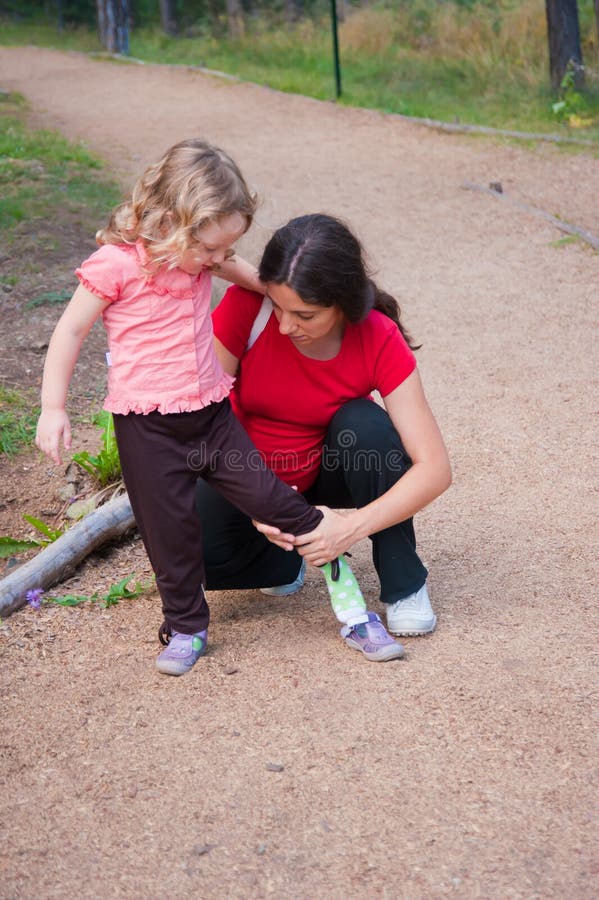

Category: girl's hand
[36, 408, 72, 466]
[293, 507, 359, 567]
[251, 519, 296, 551]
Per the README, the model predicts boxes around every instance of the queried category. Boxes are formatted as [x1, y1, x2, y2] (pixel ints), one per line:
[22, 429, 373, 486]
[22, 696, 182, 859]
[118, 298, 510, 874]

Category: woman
[198, 213, 451, 639]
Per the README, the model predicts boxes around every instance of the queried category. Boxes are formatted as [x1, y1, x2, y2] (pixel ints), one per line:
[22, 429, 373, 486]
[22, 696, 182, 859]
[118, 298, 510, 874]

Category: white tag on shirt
[106, 351, 112, 367]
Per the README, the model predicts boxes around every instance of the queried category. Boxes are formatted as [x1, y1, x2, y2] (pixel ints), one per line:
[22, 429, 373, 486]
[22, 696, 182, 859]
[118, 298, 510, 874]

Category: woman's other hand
[292, 507, 359, 567]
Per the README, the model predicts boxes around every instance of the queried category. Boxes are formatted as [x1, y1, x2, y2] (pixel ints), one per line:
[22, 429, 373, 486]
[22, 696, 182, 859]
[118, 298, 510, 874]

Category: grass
[0, 91, 121, 456]
[0, 91, 121, 254]
[0, 386, 39, 457]
[1, 2, 598, 143]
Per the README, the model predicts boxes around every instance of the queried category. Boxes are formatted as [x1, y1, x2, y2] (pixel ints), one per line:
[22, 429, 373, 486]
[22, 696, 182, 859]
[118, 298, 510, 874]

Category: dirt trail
[0, 47, 597, 899]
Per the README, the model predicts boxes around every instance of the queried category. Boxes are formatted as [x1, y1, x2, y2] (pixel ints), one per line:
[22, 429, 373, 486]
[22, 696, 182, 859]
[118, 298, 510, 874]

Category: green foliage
[47, 574, 154, 608]
[72, 410, 121, 486]
[0, 91, 121, 253]
[0, 386, 39, 457]
[0, 535, 40, 557]
[0, 0, 97, 28]
[1, 3, 599, 139]
[4, 1, 596, 141]
[552, 63, 593, 127]
[0, 514, 63, 559]
[22, 514, 63, 542]
[25, 288, 73, 309]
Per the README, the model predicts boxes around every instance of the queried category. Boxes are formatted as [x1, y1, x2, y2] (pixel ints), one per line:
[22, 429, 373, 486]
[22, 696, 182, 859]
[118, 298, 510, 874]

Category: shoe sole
[387, 615, 437, 637]
[344, 637, 405, 661]
[156, 649, 207, 676]
[155, 661, 193, 676]
[259, 584, 304, 596]
[260, 563, 306, 596]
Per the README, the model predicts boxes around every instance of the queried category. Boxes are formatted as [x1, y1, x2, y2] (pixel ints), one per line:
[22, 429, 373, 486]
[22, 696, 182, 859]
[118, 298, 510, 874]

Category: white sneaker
[385, 584, 436, 636]
[260, 559, 306, 596]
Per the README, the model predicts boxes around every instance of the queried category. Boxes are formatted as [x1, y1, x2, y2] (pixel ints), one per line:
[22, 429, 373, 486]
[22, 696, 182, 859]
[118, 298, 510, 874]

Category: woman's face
[266, 282, 345, 348]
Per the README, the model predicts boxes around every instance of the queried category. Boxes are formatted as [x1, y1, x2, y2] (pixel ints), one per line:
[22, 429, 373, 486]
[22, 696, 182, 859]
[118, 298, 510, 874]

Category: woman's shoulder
[213, 285, 265, 357]
[214, 285, 265, 330]
[353, 310, 416, 365]
[355, 309, 404, 343]
[220, 284, 264, 312]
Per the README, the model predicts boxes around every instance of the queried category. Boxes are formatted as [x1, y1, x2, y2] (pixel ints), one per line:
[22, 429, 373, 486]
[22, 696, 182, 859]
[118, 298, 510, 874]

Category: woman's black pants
[197, 399, 428, 604]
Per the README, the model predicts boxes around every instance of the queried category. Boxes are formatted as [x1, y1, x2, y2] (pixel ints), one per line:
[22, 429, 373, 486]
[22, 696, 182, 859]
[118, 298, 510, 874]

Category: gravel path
[0, 47, 597, 899]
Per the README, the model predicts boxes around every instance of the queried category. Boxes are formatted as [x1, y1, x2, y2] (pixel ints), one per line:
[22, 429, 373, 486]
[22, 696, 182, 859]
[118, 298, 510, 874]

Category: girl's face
[178, 212, 246, 275]
[266, 282, 345, 348]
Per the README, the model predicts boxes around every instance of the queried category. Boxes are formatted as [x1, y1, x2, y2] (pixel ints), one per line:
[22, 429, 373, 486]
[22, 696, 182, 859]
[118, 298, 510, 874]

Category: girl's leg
[307, 399, 429, 605]
[196, 400, 323, 537]
[197, 401, 403, 659]
[113, 411, 210, 637]
[197, 403, 388, 631]
[196, 478, 303, 591]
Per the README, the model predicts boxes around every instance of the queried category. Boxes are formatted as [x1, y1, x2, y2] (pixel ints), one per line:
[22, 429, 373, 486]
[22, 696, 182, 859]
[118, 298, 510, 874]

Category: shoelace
[330, 551, 353, 582]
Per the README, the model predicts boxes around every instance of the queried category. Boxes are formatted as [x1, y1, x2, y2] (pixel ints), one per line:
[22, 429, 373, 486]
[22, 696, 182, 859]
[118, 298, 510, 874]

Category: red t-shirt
[212, 286, 417, 491]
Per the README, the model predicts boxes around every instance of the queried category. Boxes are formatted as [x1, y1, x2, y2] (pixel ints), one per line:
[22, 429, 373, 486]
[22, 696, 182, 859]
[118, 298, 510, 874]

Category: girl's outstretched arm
[36, 284, 109, 465]
[213, 254, 265, 294]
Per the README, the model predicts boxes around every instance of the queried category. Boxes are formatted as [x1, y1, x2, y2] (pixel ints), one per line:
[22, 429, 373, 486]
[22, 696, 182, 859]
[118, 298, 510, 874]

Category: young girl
[36, 140, 404, 676]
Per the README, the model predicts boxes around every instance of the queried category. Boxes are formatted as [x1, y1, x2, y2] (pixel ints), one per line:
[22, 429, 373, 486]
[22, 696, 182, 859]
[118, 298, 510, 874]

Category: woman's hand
[292, 507, 360, 567]
[252, 507, 359, 564]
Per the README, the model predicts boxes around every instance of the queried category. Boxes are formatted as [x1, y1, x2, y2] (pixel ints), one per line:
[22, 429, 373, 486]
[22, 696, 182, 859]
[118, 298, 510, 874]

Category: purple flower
[26, 588, 44, 609]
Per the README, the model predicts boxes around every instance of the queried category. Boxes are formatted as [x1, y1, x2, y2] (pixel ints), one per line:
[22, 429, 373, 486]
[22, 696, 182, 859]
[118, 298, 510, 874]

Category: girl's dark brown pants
[113, 399, 322, 635]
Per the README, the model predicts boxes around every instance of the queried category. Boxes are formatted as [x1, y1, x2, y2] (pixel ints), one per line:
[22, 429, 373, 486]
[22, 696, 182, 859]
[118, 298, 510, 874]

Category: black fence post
[330, 0, 342, 99]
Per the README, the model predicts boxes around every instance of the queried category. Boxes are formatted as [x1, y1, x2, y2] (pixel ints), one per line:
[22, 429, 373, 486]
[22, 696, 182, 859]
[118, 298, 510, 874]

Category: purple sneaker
[155, 630, 207, 676]
[340, 612, 404, 662]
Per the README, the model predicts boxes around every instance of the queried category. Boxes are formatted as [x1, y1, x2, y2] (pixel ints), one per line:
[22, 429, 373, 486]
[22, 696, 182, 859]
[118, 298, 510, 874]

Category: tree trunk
[225, 0, 245, 39]
[96, 0, 130, 55]
[595, 0, 599, 39]
[159, 0, 178, 37]
[545, 0, 584, 90]
[0, 494, 136, 619]
[284, 0, 301, 24]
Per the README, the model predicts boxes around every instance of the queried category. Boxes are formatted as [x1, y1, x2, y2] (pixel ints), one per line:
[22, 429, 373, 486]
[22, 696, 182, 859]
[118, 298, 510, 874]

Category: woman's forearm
[346, 457, 452, 543]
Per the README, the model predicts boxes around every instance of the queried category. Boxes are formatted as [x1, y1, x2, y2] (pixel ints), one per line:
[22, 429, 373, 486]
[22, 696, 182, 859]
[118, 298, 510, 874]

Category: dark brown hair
[258, 213, 420, 349]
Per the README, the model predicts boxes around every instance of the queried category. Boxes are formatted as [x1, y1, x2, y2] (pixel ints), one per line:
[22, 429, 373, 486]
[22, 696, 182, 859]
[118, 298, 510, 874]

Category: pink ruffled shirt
[76, 241, 234, 415]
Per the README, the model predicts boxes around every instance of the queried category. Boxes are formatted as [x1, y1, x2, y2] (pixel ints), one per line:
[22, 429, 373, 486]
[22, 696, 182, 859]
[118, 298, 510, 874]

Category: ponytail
[370, 281, 421, 350]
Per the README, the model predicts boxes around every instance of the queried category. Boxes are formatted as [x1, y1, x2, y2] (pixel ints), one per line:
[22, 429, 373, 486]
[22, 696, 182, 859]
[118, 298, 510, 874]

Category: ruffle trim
[75, 272, 115, 305]
[135, 241, 203, 299]
[104, 373, 235, 415]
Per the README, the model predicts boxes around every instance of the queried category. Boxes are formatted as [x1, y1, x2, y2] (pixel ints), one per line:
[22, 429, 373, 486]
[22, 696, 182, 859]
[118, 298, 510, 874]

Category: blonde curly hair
[96, 138, 257, 269]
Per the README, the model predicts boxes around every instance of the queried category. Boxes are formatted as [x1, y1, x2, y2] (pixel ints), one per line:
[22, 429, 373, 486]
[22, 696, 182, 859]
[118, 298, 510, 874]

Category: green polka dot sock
[321, 556, 367, 624]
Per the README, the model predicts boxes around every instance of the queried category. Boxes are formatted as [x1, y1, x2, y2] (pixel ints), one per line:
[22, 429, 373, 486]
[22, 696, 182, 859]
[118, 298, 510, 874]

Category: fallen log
[461, 182, 599, 251]
[399, 116, 597, 147]
[0, 493, 136, 618]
